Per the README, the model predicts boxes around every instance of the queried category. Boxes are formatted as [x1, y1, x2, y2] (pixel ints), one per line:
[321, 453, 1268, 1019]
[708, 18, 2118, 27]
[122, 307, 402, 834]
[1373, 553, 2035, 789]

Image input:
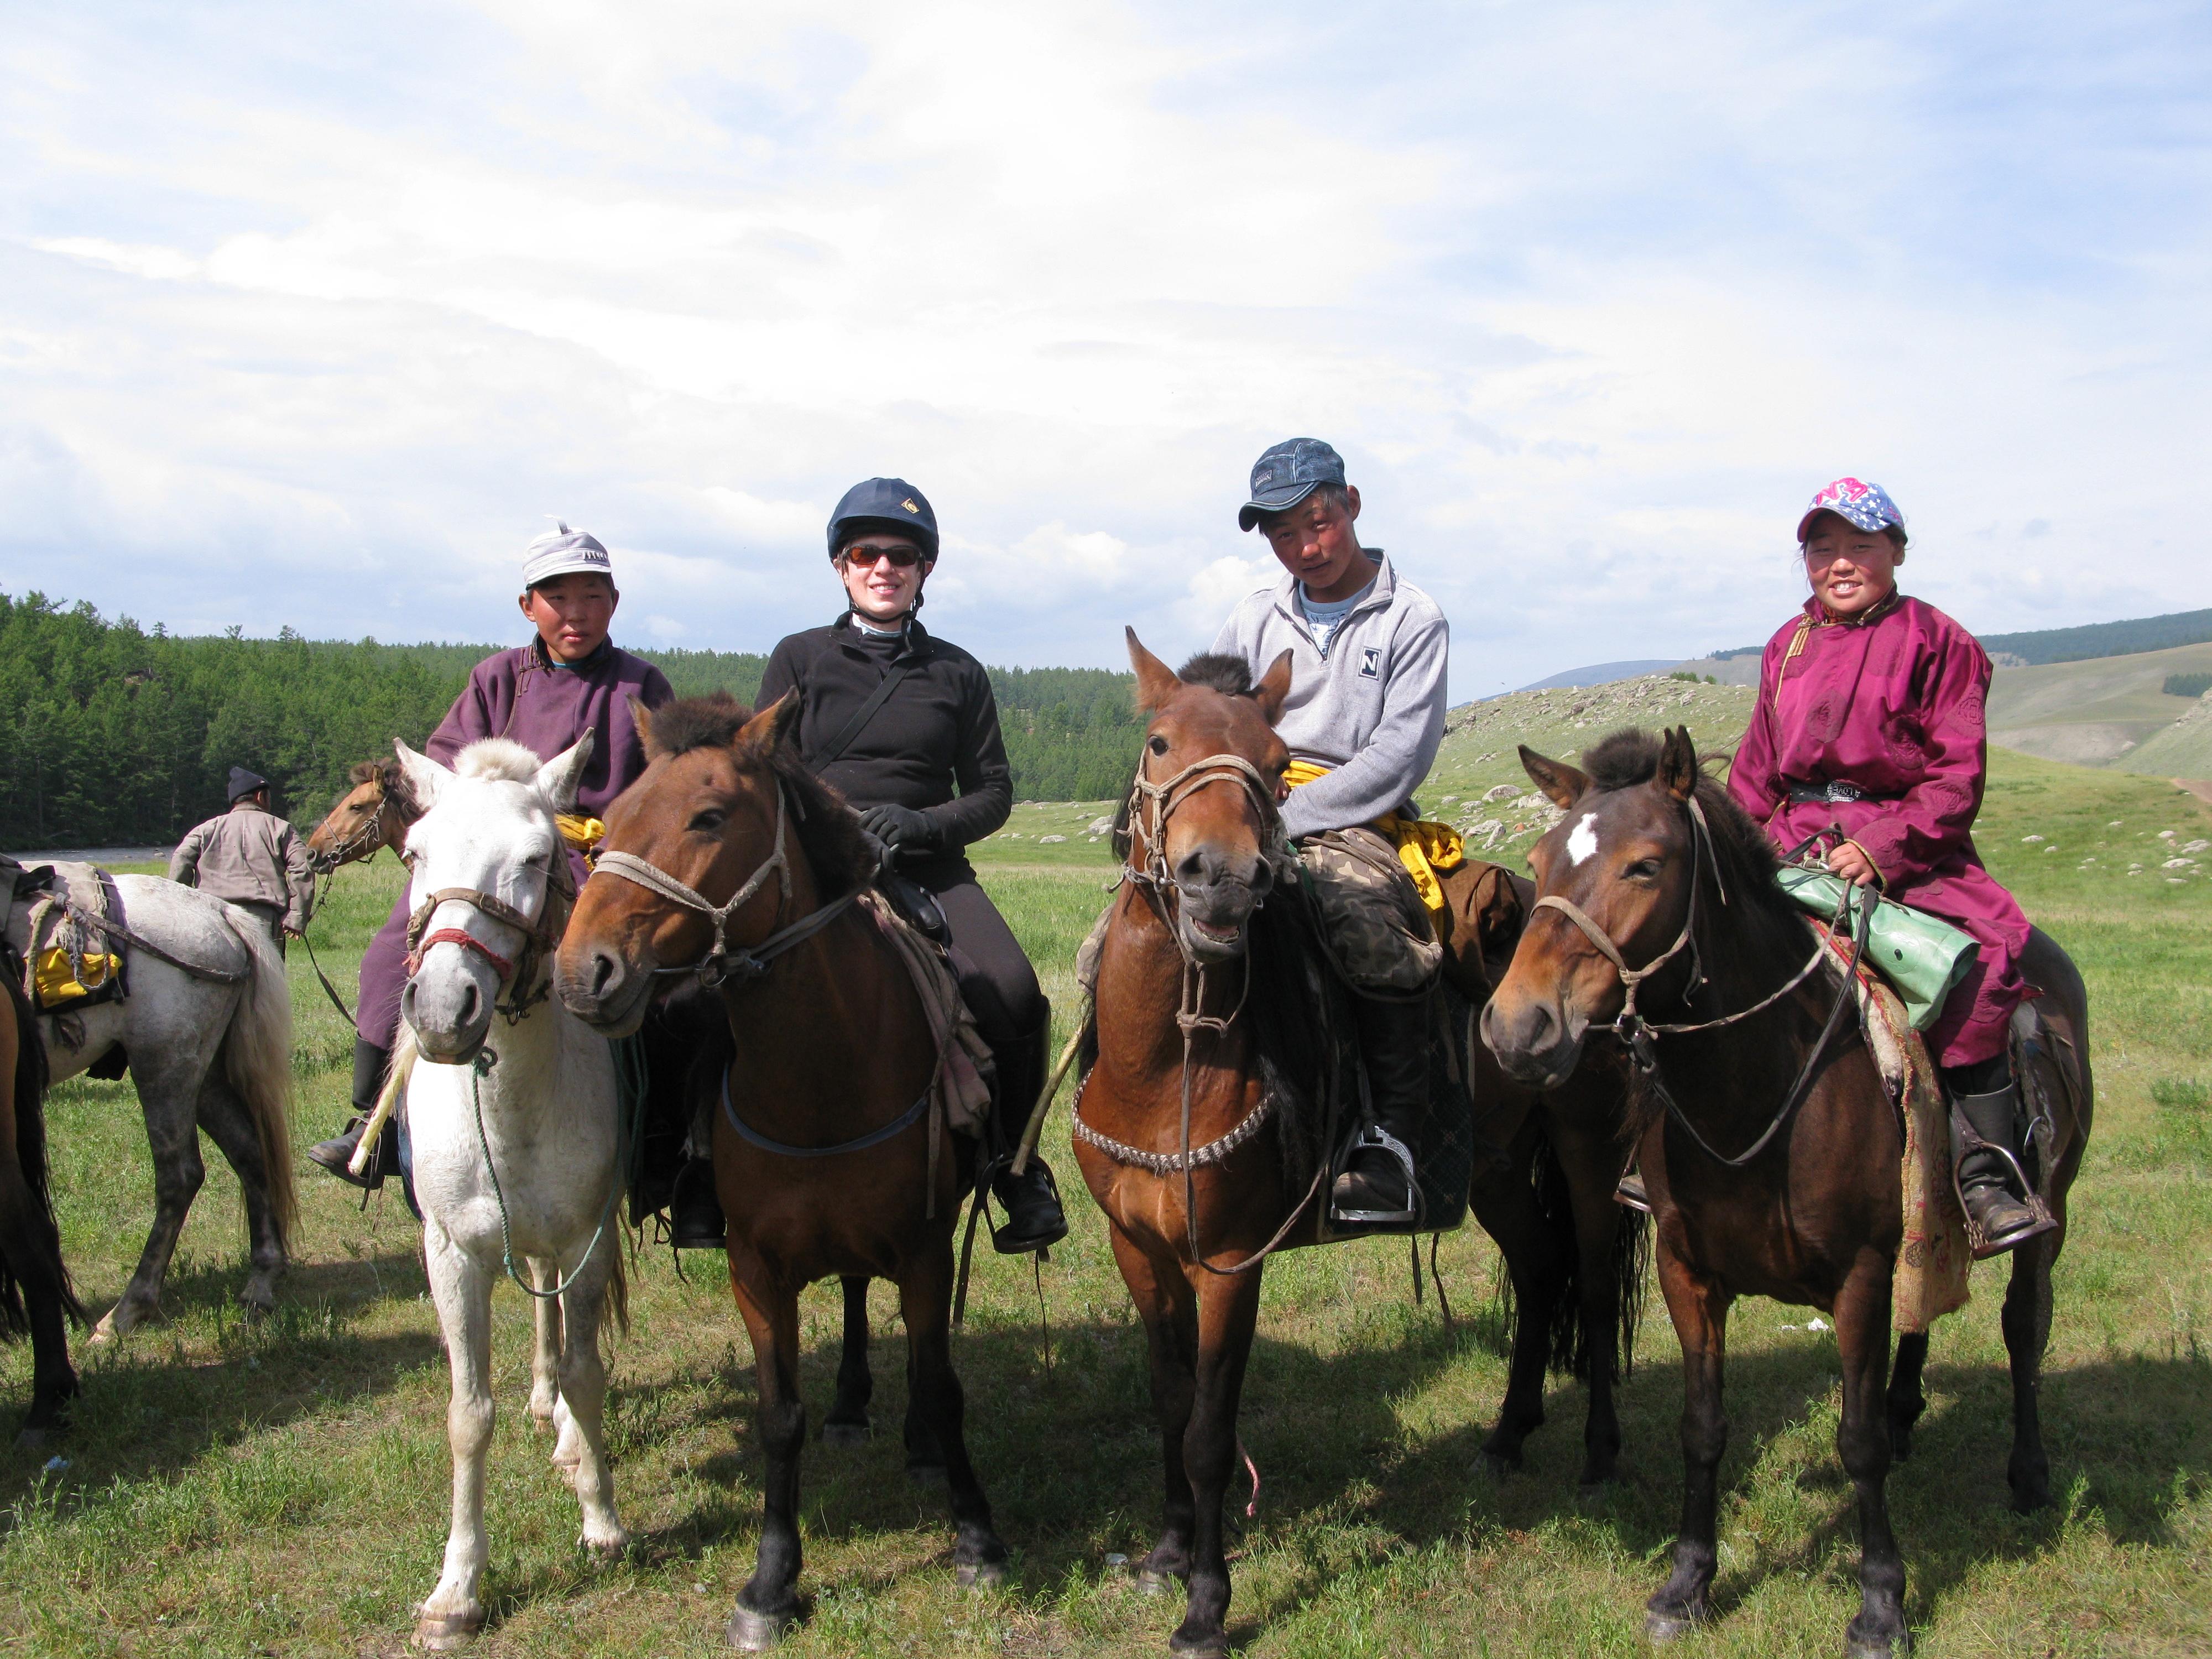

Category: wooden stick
[1009, 1023, 1086, 1177]
[347, 1034, 416, 1177]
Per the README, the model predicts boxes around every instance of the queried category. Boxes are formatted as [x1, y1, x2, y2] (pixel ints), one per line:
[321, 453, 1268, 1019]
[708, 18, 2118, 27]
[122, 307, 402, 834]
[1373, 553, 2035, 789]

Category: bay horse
[391, 734, 630, 1649]
[556, 692, 1006, 1649]
[0, 952, 85, 1442]
[306, 758, 420, 872]
[1077, 634, 1645, 1656]
[1481, 728, 2091, 1658]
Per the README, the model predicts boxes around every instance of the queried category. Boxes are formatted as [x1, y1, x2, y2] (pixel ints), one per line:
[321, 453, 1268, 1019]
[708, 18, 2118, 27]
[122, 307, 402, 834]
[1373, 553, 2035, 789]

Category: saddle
[0, 857, 132, 1075]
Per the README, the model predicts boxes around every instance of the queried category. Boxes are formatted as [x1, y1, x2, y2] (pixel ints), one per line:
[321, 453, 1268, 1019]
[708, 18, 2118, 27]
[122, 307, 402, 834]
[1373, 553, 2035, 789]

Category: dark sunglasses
[841, 542, 924, 568]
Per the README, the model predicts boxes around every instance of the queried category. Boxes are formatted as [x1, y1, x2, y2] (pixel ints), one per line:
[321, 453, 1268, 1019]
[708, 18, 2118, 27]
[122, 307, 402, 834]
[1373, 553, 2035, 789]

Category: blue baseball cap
[827, 477, 938, 561]
[1238, 437, 1347, 531]
[1797, 478, 1904, 544]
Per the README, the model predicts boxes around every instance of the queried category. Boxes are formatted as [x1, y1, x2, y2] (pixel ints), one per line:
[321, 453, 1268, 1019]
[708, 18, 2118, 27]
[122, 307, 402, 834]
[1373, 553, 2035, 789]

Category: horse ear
[394, 739, 448, 811]
[739, 689, 800, 753]
[1659, 726, 1699, 802]
[1519, 745, 1588, 810]
[534, 729, 596, 813]
[1126, 628, 1182, 713]
[1253, 649, 1293, 724]
[629, 695, 659, 758]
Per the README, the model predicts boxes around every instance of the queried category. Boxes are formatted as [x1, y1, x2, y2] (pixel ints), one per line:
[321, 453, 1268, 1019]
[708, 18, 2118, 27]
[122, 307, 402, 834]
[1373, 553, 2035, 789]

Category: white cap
[521, 521, 613, 588]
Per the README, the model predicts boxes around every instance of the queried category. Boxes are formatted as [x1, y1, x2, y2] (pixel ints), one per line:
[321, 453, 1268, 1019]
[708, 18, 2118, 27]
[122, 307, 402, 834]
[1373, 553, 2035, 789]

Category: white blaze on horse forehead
[1567, 812, 1600, 868]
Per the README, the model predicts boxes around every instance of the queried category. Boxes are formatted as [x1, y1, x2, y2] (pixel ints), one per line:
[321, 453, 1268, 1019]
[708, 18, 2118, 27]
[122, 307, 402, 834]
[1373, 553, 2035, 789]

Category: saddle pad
[857, 890, 993, 1135]
[1817, 924, 1971, 1333]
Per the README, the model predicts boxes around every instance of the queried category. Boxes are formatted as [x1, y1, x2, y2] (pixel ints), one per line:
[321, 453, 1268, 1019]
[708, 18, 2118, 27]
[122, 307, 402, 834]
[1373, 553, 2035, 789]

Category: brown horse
[1077, 635, 1644, 1655]
[1481, 728, 2091, 1658]
[0, 954, 85, 1442]
[306, 759, 419, 871]
[555, 692, 1005, 1648]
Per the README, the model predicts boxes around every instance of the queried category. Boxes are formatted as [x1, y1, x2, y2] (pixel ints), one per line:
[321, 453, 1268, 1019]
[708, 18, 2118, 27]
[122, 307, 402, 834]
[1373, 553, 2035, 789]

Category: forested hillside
[0, 596, 1142, 845]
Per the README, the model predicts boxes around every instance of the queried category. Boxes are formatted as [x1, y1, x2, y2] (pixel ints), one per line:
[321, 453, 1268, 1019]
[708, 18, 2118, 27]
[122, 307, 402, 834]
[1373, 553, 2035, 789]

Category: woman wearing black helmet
[670, 477, 1067, 1255]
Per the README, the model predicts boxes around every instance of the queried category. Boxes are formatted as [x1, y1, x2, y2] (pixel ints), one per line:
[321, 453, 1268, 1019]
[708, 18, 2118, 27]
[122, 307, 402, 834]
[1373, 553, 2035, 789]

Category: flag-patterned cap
[1797, 478, 1903, 544]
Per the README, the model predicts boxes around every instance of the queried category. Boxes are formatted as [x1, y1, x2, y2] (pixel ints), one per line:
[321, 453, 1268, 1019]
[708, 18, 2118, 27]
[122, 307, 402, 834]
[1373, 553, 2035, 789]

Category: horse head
[307, 759, 416, 872]
[1121, 629, 1293, 966]
[556, 692, 876, 1037]
[1481, 726, 1707, 1088]
[395, 733, 592, 1063]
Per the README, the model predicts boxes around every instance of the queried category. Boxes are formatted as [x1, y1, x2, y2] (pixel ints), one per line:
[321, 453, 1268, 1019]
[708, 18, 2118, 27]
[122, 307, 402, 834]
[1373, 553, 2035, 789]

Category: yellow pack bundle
[33, 946, 122, 1008]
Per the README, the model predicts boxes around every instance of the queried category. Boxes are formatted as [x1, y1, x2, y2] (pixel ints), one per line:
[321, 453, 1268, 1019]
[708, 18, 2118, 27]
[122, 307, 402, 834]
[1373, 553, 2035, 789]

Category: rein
[403, 847, 576, 1025]
[303, 781, 411, 1027]
[1535, 792, 1872, 1168]
[1080, 747, 1324, 1276]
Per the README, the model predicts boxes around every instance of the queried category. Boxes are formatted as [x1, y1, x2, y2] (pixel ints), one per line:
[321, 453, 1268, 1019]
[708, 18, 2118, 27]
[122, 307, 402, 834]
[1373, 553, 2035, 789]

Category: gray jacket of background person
[168, 800, 315, 932]
[1209, 549, 1450, 839]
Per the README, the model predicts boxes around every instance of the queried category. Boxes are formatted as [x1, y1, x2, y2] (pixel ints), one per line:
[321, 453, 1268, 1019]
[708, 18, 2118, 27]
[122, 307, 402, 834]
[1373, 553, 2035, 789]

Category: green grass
[2, 752, 2210, 1655]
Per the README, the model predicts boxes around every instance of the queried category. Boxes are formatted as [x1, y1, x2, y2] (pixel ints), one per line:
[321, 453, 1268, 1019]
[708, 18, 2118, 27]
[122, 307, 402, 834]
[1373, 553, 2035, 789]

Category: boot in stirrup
[984, 1018, 1068, 1254]
[1952, 1083, 2055, 1259]
[1331, 995, 1427, 1225]
[307, 1039, 399, 1191]
[668, 1157, 726, 1250]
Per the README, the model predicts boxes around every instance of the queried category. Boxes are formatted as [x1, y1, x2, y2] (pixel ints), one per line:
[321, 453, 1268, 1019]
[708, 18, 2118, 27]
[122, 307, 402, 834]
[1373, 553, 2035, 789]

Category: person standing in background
[168, 766, 315, 954]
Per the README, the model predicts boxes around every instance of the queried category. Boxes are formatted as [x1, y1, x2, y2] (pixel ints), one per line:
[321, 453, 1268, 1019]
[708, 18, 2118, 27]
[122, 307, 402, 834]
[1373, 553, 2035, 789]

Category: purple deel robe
[357, 640, 674, 1051]
[1728, 593, 2029, 1070]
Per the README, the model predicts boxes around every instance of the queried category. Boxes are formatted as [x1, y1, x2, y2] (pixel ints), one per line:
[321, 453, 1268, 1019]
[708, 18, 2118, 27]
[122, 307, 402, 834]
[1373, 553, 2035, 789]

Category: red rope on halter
[409, 927, 515, 981]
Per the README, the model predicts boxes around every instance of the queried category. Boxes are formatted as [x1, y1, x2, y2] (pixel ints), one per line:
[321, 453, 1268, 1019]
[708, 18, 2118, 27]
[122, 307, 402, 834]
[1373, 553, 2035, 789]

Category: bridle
[1530, 789, 1871, 1168]
[592, 780, 863, 988]
[404, 842, 576, 1026]
[316, 778, 408, 873]
[1082, 741, 1324, 1276]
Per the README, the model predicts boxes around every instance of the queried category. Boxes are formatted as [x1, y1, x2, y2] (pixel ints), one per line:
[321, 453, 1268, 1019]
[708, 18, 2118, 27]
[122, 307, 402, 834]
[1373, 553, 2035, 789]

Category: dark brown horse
[306, 759, 420, 872]
[1077, 635, 1644, 1655]
[0, 954, 85, 1442]
[555, 692, 1005, 1648]
[1482, 728, 2091, 1658]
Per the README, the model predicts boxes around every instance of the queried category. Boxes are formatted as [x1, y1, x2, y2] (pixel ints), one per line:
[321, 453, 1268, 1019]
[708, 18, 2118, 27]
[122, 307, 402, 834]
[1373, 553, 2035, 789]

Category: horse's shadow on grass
[635, 1303, 2212, 1644]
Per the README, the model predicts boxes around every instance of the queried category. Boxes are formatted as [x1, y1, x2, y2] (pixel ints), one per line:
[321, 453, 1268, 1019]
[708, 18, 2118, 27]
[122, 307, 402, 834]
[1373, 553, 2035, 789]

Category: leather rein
[1086, 748, 1326, 1276]
[403, 842, 576, 1024]
[1531, 792, 1871, 1169]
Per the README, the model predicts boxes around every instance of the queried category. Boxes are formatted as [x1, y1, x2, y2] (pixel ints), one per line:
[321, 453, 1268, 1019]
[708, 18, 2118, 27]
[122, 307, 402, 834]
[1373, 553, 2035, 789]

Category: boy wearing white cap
[307, 524, 675, 1192]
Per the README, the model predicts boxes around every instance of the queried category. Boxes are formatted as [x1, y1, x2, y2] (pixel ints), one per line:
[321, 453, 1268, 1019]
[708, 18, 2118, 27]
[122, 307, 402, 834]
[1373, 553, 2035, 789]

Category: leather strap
[808, 663, 909, 773]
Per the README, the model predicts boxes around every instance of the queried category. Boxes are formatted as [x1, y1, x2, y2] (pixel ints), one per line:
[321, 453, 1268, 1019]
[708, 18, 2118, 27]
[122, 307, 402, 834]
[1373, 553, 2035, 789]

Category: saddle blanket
[857, 889, 993, 1135]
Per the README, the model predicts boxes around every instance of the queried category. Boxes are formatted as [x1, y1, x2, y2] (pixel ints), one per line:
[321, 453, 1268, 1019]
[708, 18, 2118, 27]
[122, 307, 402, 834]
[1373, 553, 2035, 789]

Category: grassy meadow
[1, 746, 2209, 1656]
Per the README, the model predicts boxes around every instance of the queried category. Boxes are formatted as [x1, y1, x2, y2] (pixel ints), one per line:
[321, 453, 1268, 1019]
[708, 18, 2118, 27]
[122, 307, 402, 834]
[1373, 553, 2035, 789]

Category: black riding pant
[919, 865, 1048, 1051]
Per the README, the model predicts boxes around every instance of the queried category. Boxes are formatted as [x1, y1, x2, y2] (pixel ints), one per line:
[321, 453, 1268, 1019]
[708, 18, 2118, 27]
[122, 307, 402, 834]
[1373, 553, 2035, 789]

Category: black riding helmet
[826, 477, 939, 564]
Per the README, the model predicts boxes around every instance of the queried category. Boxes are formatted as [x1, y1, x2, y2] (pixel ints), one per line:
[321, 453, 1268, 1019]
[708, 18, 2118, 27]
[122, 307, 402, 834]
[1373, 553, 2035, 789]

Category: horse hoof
[956, 1557, 1007, 1590]
[14, 1427, 60, 1454]
[582, 1530, 630, 1565]
[1135, 1569, 1177, 1598]
[1846, 1634, 1911, 1659]
[821, 1420, 872, 1447]
[1480, 1451, 1521, 1479]
[411, 1611, 485, 1650]
[906, 1461, 947, 1486]
[1168, 1629, 1228, 1656]
[1646, 1610, 1703, 1645]
[726, 1605, 797, 1650]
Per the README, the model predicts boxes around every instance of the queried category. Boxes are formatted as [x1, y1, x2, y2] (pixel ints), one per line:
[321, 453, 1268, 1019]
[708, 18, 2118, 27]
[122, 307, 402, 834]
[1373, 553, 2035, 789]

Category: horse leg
[727, 1267, 806, 1648]
[415, 1222, 496, 1650]
[1645, 1251, 1729, 1641]
[2002, 1216, 2065, 1511]
[1885, 1332, 1929, 1462]
[556, 1256, 629, 1560]
[1108, 1225, 1199, 1592]
[93, 1060, 205, 1342]
[1835, 1267, 1910, 1657]
[190, 1070, 286, 1319]
[823, 1275, 874, 1445]
[1557, 1119, 1631, 1490]
[528, 1258, 576, 1464]
[0, 1166, 79, 1444]
[1466, 1162, 1562, 1473]
[898, 1252, 1007, 1587]
[1173, 1264, 1264, 1657]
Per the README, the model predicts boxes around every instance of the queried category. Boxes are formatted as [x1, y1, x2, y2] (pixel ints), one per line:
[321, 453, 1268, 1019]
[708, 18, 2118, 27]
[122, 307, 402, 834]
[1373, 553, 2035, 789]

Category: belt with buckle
[1787, 780, 1874, 805]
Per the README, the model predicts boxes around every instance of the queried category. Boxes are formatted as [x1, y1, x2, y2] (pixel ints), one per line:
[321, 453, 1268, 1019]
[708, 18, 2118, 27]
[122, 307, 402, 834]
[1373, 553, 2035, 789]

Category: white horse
[393, 733, 629, 1651]
[7, 876, 295, 1339]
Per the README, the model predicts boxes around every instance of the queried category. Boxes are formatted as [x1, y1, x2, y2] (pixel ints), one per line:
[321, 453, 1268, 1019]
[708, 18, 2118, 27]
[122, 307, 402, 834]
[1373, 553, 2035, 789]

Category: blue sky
[5, 1, 2207, 697]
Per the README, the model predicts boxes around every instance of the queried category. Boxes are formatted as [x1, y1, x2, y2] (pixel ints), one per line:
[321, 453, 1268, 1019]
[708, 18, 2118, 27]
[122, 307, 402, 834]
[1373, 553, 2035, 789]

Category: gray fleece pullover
[1210, 551, 1449, 841]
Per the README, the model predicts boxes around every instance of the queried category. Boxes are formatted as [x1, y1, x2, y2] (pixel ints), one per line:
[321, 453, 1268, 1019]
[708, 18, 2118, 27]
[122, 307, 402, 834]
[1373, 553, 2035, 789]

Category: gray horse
[12, 873, 296, 1339]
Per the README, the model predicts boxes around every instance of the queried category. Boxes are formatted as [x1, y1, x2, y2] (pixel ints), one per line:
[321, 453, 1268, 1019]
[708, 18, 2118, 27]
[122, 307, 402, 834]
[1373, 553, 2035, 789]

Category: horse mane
[645, 693, 878, 899]
[452, 738, 544, 784]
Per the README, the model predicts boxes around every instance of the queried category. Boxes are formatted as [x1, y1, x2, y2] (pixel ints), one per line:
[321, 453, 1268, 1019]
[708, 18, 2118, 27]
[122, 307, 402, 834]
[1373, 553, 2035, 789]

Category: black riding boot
[987, 1018, 1068, 1255]
[306, 1037, 399, 1191]
[1331, 995, 1428, 1225]
[669, 1157, 726, 1250]
[1952, 1079, 2052, 1258]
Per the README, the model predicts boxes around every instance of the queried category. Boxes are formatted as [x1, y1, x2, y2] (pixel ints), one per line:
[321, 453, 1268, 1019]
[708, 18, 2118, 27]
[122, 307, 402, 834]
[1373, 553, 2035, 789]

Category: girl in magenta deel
[1728, 477, 2054, 1256]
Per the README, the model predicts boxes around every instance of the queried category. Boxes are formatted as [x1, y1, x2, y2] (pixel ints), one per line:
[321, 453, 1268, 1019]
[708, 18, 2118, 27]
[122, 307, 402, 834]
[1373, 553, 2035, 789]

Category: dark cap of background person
[228, 766, 270, 802]
[827, 478, 939, 562]
[1237, 437, 1348, 531]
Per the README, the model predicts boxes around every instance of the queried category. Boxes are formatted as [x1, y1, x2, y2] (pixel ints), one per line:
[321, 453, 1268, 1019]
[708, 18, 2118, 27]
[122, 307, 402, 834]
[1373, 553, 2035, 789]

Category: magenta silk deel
[356, 642, 675, 1050]
[1728, 594, 2031, 1069]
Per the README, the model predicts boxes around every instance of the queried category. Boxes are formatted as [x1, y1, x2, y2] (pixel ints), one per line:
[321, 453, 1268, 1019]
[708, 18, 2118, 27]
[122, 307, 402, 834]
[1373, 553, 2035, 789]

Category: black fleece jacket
[756, 615, 1013, 878]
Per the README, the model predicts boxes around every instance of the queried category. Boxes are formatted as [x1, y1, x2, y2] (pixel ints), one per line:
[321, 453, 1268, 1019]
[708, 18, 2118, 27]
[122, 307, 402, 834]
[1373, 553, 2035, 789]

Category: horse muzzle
[1171, 877, 1263, 965]
[1479, 989, 1590, 1091]
[403, 961, 499, 1065]
[554, 943, 653, 1037]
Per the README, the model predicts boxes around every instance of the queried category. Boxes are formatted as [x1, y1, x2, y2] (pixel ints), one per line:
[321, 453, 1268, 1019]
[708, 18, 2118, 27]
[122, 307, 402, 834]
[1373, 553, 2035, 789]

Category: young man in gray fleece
[1211, 437, 1451, 1224]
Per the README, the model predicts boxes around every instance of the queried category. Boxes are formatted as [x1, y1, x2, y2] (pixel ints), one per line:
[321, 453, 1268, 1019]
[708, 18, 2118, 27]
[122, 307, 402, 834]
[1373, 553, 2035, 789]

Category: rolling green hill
[1984, 640, 2212, 768]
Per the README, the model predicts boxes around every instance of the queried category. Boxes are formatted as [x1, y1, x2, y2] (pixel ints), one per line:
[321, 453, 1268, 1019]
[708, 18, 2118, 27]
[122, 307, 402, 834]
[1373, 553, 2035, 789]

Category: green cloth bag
[1773, 865, 1981, 1031]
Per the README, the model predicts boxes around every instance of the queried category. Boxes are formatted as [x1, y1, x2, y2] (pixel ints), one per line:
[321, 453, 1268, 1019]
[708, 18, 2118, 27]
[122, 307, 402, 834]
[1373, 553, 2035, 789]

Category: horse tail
[218, 909, 299, 1250]
[0, 971, 84, 1332]
[1529, 1126, 1650, 1385]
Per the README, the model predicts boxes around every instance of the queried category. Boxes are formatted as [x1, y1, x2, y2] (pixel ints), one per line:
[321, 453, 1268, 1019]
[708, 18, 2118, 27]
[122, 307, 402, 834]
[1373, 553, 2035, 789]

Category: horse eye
[688, 808, 727, 834]
[1626, 859, 1661, 881]
[1147, 736, 1169, 757]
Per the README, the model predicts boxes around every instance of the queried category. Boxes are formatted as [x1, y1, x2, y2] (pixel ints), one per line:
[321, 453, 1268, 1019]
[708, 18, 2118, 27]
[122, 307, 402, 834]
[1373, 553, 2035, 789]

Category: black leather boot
[669, 1158, 726, 1250]
[306, 1038, 398, 1190]
[987, 1018, 1068, 1255]
[1953, 1082, 2053, 1258]
[1332, 995, 1428, 1225]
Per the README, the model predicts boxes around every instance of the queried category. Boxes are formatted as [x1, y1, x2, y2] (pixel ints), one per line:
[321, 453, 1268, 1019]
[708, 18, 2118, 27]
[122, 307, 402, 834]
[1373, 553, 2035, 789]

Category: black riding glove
[858, 803, 937, 852]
